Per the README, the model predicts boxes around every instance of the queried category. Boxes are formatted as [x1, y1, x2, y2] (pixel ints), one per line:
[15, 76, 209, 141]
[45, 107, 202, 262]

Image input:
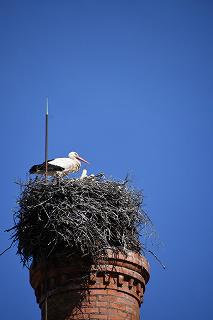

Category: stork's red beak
[76, 155, 89, 164]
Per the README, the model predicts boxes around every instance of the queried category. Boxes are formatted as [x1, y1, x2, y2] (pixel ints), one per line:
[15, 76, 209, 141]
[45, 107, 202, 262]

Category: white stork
[29, 151, 89, 177]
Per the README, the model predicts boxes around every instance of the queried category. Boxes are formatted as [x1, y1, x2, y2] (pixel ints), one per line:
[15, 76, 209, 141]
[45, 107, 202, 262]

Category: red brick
[30, 251, 150, 320]
[96, 301, 108, 308]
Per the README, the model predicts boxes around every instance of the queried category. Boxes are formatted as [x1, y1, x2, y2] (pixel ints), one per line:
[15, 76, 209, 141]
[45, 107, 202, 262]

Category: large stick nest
[10, 175, 152, 266]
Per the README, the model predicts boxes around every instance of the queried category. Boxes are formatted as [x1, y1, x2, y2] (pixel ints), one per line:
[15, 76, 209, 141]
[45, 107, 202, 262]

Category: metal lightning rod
[45, 98, 49, 183]
[44, 98, 49, 320]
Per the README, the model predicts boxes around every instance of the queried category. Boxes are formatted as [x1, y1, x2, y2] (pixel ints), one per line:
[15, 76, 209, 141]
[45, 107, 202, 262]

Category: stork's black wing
[29, 162, 64, 174]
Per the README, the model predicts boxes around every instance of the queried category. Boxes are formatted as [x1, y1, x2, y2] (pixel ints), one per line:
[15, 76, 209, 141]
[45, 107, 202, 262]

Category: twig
[0, 243, 13, 256]
[148, 249, 166, 269]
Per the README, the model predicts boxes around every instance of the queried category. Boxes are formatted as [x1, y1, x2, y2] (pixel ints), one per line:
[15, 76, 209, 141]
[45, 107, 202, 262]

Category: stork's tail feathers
[29, 165, 40, 174]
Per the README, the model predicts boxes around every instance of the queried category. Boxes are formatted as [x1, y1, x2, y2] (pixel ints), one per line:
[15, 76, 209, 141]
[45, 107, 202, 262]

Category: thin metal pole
[45, 98, 49, 320]
[44, 262, 48, 320]
[45, 295, 48, 320]
[45, 98, 49, 182]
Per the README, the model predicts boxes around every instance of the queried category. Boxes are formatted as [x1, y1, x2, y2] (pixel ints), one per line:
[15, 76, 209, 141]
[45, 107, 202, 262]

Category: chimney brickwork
[30, 250, 150, 320]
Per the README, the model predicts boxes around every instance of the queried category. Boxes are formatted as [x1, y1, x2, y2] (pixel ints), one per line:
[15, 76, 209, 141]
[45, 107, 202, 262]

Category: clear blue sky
[0, 1, 212, 319]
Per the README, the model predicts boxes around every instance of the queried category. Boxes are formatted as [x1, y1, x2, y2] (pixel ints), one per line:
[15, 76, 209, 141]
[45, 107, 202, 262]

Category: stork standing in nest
[29, 151, 89, 177]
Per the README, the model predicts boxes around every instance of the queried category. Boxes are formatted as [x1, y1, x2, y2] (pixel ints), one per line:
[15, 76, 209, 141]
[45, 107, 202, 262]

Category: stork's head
[68, 151, 89, 164]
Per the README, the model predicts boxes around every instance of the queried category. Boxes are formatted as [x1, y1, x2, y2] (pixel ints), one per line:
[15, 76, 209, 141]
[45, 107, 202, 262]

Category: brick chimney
[30, 249, 150, 320]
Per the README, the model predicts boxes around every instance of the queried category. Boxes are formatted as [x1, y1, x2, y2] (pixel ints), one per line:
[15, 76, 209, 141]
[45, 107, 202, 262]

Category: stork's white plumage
[29, 151, 89, 177]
